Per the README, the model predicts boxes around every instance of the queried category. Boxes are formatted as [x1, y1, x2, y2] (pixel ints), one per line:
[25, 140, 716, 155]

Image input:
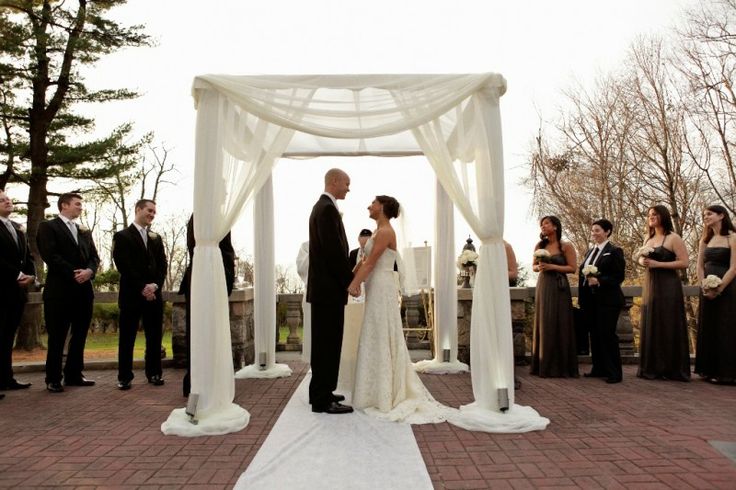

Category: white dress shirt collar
[322, 192, 338, 209]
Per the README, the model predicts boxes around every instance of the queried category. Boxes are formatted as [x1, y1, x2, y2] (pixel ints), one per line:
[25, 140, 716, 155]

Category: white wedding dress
[352, 238, 455, 424]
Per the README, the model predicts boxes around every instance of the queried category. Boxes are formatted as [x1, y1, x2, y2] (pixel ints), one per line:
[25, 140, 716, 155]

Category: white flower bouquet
[533, 249, 552, 263]
[582, 264, 599, 277]
[457, 249, 479, 270]
[702, 274, 722, 290]
[633, 245, 654, 261]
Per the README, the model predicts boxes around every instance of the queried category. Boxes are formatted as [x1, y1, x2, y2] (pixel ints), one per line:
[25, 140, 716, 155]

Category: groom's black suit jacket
[307, 194, 352, 304]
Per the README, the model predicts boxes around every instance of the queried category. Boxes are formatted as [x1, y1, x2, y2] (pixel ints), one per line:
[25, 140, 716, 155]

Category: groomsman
[579, 219, 626, 384]
[113, 199, 167, 390]
[178, 214, 235, 397]
[0, 190, 36, 396]
[348, 229, 372, 270]
[37, 192, 100, 393]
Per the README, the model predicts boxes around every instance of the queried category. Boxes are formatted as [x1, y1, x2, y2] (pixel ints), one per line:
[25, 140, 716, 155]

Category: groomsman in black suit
[178, 214, 236, 397]
[37, 192, 100, 393]
[307, 168, 354, 414]
[0, 190, 36, 396]
[113, 199, 167, 390]
[348, 229, 372, 270]
[579, 219, 626, 384]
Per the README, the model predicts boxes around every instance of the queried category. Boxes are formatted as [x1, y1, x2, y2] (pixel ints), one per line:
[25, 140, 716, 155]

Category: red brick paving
[1, 363, 735, 489]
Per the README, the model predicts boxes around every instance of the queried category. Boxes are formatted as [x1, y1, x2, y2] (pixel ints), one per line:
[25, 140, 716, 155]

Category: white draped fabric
[415, 180, 468, 375]
[162, 73, 548, 436]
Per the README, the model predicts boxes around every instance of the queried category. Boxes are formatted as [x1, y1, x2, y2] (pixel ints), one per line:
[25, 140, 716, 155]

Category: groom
[307, 168, 354, 414]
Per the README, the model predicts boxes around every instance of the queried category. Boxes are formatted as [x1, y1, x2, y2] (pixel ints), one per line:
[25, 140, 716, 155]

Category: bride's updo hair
[376, 195, 400, 219]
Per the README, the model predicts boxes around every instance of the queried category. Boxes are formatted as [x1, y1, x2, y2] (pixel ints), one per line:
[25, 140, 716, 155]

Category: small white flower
[78, 225, 90, 233]
[702, 274, 722, 290]
[148, 231, 159, 240]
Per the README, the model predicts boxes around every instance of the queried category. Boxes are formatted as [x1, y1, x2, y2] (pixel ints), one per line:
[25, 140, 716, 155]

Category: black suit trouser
[44, 295, 93, 384]
[309, 301, 345, 407]
[586, 300, 623, 380]
[118, 298, 163, 382]
[0, 295, 25, 385]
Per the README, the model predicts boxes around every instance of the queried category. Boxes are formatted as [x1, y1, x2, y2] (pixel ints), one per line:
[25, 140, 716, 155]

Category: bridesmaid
[531, 216, 579, 378]
[695, 205, 736, 384]
[636, 205, 690, 381]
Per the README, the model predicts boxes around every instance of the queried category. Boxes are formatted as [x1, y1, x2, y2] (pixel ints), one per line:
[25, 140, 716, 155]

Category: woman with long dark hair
[531, 216, 579, 377]
[636, 205, 690, 381]
[695, 205, 736, 384]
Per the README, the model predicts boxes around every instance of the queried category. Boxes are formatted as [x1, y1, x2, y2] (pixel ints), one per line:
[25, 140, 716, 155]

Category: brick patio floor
[1, 361, 735, 489]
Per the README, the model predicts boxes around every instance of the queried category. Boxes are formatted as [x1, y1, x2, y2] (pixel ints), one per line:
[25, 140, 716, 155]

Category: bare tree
[157, 213, 188, 291]
[678, 0, 736, 214]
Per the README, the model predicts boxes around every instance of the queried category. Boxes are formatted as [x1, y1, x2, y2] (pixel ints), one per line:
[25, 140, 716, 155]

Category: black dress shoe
[117, 380, 132, 390]
[147, 375, 165, 386]
[312, 401, 354, 414]
[331, 393, 345, 402]
[46, 382, 64, 393]
[0, 380, 32, 390]
[583, 372, 604, 378]
[605, 377, 622, 384]
[65, 377, 95, 387]
[0, 393, 4, 400]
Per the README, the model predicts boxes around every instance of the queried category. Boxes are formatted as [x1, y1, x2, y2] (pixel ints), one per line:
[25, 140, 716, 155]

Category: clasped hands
[73, 268, 93, 284]
[347, 283, 361, 297]
[141, 283, 158, 301]
[17, 273, 35, 288]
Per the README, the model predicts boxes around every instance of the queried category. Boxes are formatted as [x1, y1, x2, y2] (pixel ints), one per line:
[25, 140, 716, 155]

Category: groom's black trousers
[309, 301, 345, 407]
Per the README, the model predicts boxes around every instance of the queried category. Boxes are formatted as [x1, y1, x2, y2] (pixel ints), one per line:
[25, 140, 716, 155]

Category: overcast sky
[63, 0, 693, 276]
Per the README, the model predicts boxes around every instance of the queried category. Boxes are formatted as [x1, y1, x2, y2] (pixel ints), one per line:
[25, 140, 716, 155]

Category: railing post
[286, 295, 302, 347]
[617, 294, 635, 357]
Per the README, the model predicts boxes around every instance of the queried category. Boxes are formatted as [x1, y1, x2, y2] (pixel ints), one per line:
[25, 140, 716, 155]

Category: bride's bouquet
[457, 249, 479, 270]
[582, 264, 599, 277]
[702, 274, 722, 291]
[533, 249, 551, 264]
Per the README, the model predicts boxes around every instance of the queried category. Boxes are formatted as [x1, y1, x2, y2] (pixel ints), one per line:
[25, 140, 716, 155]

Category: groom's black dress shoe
[148, 375, 164, 386]
[331, 393, 345, 402]
[0, 379, 32, 390]
[312, 402, 354, 414]
[583, 372, 604, 378]
[117, 380, 132, 390]
[46, 382, 64, 393]
[605, 377, 622, 384]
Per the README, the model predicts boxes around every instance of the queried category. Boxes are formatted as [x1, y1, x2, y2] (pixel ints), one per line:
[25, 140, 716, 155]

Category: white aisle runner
[234, 374, 433, 490]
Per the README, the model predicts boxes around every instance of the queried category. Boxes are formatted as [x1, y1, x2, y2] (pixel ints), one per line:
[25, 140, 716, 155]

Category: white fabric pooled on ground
[234, 375, 432, 490]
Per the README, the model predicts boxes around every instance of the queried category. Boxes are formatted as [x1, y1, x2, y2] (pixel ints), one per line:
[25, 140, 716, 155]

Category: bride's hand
[348, 284, 360, 297]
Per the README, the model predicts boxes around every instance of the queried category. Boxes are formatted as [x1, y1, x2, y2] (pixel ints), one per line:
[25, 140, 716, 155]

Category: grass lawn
[13, 330, 174, 363]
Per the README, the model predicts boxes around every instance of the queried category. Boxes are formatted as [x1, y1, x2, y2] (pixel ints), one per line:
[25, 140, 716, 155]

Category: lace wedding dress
[352, 238, 454, 424]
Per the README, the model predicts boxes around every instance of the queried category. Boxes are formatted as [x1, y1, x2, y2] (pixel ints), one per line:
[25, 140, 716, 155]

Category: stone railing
[24, 285, 702, 369]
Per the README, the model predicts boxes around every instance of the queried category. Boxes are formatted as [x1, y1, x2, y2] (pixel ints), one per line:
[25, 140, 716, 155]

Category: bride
[347, 195, 453, 424]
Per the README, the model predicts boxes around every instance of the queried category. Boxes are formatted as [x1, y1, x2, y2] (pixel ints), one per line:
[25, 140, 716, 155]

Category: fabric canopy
[161, 73, 549, 437]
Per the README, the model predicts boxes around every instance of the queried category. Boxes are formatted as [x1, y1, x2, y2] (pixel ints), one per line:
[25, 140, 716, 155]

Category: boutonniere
[148, 231, 159, 240]
[78, 225, 90, 233]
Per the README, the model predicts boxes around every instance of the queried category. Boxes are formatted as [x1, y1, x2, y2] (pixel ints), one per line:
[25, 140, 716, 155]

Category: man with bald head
[307, 168, 354, 414]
